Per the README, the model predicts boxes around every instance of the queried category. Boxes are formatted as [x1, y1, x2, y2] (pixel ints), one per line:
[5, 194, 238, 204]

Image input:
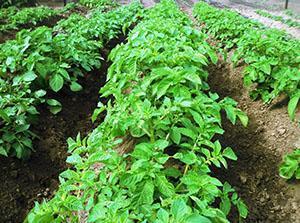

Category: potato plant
[279, 149, 300, 180]
[26, 1, 249, 222]
[0, 1, 142, 158]
[193, 2, 300, 121]
[0, 3, 79, 33]
[79, 0, 118, 9]
[0, 6, 59, 32]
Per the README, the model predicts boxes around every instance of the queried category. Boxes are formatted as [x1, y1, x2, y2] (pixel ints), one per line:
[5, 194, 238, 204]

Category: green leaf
[237, 199, 248, 218]
[59, 68, 70, 80]
[157, 208, 169, 222]
[49, 74, 64, 92]
[220, 197, 231, 216]
[0, 147, 8, 157]
[180, 152, 198, 165]
[288, 95, 299, 121]
[138, 180, 154, 205]
[66, 154, 82, 164]
[237, 111, 249, 127]
[170, 127, 181, 144]
[223, 147, 237, 160]
[23, 71, 37, 82]
[0, 110, 11, 122]
[34, 89, 47, 98]
[155, 174, 175, 197]
[47, 99, 62, 114]
[186, 214, 212, 223]
[132, 143, 153, 160]
[88, 203, 106, 222]
[171, 199, 189, 221]
[70, 81, 83, 92]
[178, 128, 197, 140]
[260, 62, 271, 74]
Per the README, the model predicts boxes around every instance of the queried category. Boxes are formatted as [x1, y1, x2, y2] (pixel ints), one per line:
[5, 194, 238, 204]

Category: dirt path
[176, 1, 300, 222]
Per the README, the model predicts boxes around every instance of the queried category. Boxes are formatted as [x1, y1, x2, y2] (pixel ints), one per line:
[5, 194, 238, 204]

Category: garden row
[193, 2, 300, 121]
[0, 0, 118, 34]
[255, 10, 300, 28]
[193, 2, 300, 180]
[26, 1, 248, 222]
[0, 0, 141, 158]
[1, 5, 67, 33]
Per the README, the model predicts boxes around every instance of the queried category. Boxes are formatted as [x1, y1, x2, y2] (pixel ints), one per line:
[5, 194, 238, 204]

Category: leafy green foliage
[0, 6, 59, 32]
[25, 1, 248, 222]
[0, 3, 79, 33]
[0, 1, 142, 158]
[193, 2, 300, 121]
[0, 6, 18, 22]
[256, 10, 300, 28]
[0, 77, 45, 158]
[284, 9, 300, 20]
[279, 149, 300, 180]
[79, 0, 118, 9]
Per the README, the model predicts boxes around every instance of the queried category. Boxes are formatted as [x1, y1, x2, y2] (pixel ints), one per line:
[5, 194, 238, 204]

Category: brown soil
[208, 57, 300, 223]
[0, 37, 123, 223]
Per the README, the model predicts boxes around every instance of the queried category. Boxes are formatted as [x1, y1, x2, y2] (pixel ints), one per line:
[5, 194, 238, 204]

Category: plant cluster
[256, 10, 300, 28]
[26, 1, 248, 222]
[279, 149, 300, 180]
[79, 0, 118, 9]
[0, 6, 18, 23]
[193, 2, 300, 121]
[0, 4, 79, 33]
[0, 1, 142, 158]
[284, 9, 300, 20]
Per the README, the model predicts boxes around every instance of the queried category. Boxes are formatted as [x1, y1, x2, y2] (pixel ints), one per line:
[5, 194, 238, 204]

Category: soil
[0, 37, 123, 223]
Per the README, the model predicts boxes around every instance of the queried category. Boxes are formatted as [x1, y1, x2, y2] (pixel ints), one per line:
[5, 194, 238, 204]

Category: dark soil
[0, 37, 123, 223]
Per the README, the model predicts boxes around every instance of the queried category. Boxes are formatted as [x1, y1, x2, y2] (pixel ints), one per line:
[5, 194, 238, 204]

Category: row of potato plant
[0, 0, 116, 33]
[0, 1, 142, 158]
[26, 1, 249, 222]
[79, 0, 118, 9]
[0, 4, 65, 33]
[255, 10, 300, 28]
[193, 2, 300, 121]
